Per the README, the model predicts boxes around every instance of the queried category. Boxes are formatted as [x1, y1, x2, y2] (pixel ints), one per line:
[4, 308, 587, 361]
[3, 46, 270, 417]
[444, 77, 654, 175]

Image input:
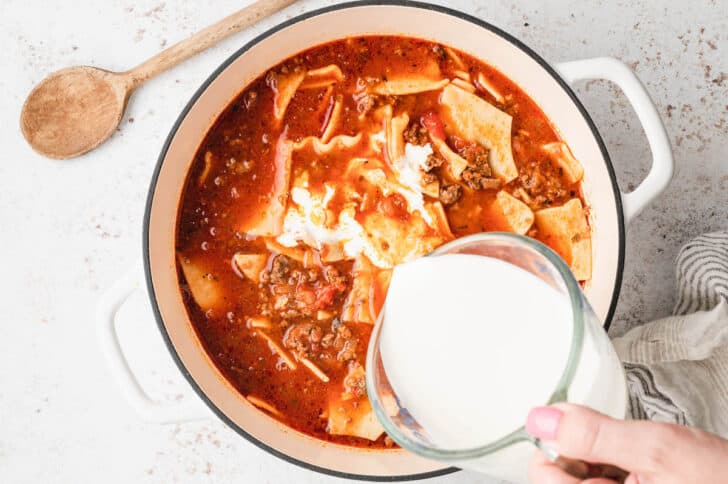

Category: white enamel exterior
[138, 3, 672, 479]
[556, 57, 674, 222]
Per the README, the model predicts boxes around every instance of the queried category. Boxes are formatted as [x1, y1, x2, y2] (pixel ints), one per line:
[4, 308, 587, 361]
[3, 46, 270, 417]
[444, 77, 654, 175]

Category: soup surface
[176, 36, 591, 448]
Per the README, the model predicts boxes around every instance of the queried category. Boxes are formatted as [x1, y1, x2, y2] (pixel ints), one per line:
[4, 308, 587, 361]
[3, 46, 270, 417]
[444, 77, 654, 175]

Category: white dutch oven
[97, 1, 673, 480]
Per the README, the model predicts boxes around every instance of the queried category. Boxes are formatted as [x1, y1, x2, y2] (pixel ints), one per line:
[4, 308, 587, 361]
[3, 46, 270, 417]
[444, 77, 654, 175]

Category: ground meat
[324, 266, 347, 288]
[462, 168, 502, 191]
[269, 287, 311, 318]
[518, 169, 567, 209]
[257, 290, 273, 316]
[295, 285, 316, 307]
[274, 308, 296, 319]
[288, 268, 317, 286]
[258, 302, 272, 317]
[460, 143, 492, 175]
[329, 322, 358, 361]
[321, 333, 335, 348]
[273, 294, 290, 310]
[451, 140, 500, 190]
[283, 323, 324, 357]
[422, 172, 438, 185]
[263, 255, 339, 319]
[334, 322, 352, 340]
[343, 363, 367, 398]
[423, 153, 444, 172]
[439, 184, 463, 205]
[337, 339, 358, 361]
[403, 122, 429, 146]
[269, 255, 292, 284]
[356, 94, 376, 115]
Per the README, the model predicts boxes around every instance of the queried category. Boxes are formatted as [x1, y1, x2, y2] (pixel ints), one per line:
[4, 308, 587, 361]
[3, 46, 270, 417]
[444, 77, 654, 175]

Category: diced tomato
[420, 111, 445, 140]
[314, 284, 338, 309]
[379, 193, 409, 220]
[448, 134, 467, 152]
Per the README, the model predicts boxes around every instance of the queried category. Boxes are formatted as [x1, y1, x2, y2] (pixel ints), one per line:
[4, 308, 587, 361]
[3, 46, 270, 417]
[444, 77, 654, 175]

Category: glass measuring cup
[366, 232, 627, 483]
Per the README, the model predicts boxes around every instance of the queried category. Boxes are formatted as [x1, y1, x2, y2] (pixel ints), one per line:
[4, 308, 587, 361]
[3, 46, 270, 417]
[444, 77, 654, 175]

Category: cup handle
[555, 57, 673, 223]
[95, 267, 211, 423]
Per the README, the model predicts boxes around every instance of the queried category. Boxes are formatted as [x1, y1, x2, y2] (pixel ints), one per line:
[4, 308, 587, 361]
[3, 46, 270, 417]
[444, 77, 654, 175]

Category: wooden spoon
[20, 0, 297, 159]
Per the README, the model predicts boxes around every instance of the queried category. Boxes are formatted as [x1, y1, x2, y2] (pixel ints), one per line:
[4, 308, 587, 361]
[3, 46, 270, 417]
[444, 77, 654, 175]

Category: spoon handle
[124, 0, 297, 89]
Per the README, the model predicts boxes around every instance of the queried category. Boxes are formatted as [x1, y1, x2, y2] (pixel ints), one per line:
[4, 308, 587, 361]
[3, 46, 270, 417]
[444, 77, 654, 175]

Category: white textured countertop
[2, 0, 726, 483]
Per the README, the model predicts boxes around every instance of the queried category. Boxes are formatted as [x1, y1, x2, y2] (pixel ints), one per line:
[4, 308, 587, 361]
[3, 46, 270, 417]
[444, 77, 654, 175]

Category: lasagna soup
[176, 36, 590, 448]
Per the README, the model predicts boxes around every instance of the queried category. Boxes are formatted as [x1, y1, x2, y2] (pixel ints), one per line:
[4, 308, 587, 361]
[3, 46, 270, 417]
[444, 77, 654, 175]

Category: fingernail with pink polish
[525, 406, 563, 440]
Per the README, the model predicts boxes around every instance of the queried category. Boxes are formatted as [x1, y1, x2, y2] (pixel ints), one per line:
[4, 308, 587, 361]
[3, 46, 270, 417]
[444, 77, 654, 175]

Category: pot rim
[143, 0, 626, 480]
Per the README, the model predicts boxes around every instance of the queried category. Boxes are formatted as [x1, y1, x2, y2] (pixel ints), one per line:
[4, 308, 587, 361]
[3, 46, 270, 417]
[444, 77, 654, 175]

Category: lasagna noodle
[430, 136, 468, 179]
[300, 357, 330, 382]
[492, 191, 534, 235]
[341, 255, 376, 324]
[475, 72, 505, 104]
[232, 253, 267, 283]
[327, 396, 384, 441]
[534, 198, 592, 281]
[428, 201, 455, 239]
[177, 254, 222, 311]
[257, 330, 298, 370]
[246, 395, 282, 417]
[293, 133, 363, 155]
[387, 112, 409, 164]
[359, 209, 450, 269]
[368, 56, 448, 96]
[320, 95, 344, 144]
[542, 142, 584, 184]
[371, 77, 449, 96]
[246, 316, 272, 329]
[453, 70, 471, 81]
[239, 133, 292, 237]
[439, 84, 518, 183]
[265, 238, 308, 263]
[299, 64, 344, 90]
[444, 46, 466, 69]
[451, 77, 476, 93]
[198, 151, 213, 186]
[272, 70, 306, 121]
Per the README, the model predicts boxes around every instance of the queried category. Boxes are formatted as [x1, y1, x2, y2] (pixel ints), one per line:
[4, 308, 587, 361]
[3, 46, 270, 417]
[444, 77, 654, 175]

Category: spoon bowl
[19, 0, 296, 159]
[20, 66, 130, 159]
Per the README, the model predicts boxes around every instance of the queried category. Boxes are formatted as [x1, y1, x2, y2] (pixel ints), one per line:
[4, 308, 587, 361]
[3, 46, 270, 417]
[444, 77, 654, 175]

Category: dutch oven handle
[555, 57, 674, 223]
[96, 267, 211, 423]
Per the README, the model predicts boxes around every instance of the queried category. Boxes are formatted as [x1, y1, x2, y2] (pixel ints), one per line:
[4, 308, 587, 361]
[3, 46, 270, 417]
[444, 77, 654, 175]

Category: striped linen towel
[611, 231, 728, 435]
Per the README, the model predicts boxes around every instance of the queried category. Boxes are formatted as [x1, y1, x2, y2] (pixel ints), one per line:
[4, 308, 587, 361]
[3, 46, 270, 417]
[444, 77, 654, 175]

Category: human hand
[525, 403, 728, 483]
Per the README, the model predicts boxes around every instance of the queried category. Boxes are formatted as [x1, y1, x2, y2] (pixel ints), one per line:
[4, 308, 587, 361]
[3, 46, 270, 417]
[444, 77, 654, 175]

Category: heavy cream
[379, 253, 574, 449]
